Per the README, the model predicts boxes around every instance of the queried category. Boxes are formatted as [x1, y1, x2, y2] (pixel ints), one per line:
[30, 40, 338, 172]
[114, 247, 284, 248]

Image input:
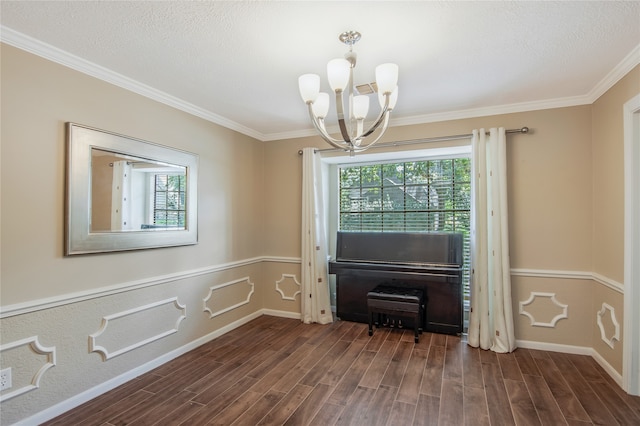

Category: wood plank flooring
[43, 315, 640, 425]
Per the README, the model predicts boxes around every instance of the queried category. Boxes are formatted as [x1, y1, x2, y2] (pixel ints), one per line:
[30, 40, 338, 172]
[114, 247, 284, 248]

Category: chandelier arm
[351, 113, 391, 152]
[335, 90, 352, 143]
[307, 104, 355, 150]
[356, 94, 391, 140]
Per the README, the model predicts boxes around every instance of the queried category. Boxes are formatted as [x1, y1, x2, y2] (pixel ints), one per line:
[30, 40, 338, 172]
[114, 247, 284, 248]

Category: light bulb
[375, 63, 399, 95]
[312, 92, 330, 118]
[327, 58, 351, 92]
[298, 74, 320, 103]
[378, 86, 398, 110]
[353, 95, 369, 120]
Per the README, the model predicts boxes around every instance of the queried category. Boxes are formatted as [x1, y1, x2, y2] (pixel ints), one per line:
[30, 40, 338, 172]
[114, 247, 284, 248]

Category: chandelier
[298, 31, 398, 154]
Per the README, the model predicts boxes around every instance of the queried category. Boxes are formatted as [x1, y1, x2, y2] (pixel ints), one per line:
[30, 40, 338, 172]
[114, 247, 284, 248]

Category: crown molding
[2, 27, 638, 143]
[261, 128, 318, 141]
[587, 43, 640, 103]
[391, 95, 594, 128]
[0, 26, 265, 141]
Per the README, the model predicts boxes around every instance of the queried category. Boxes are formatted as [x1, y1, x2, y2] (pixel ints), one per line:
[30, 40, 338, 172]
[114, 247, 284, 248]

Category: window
[337, 157, 471, 310]
[153, 174, 186, 227]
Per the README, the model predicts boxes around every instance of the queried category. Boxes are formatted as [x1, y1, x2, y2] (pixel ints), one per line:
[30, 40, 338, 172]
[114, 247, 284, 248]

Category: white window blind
[338, 158, 471, 303]
[153, 174, 186, 227]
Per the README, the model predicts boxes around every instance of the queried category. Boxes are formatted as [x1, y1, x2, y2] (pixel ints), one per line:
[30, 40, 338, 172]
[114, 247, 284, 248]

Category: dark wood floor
[44, 315, 640, 425]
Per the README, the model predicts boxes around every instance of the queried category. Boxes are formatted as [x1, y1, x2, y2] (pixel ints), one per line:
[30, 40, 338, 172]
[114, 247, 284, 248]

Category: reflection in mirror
[90, 148, 187, 232]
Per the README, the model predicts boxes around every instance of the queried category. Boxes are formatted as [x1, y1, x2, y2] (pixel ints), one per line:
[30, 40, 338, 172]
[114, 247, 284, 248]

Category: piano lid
[335, 231, 464, 267]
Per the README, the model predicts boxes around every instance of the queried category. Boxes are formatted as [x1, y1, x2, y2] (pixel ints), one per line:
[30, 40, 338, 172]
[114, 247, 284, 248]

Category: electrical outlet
[0, 368, 12, 391]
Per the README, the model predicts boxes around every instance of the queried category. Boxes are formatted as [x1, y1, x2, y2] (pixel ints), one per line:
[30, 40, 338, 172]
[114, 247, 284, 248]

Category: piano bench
[367, 286, 425, 343]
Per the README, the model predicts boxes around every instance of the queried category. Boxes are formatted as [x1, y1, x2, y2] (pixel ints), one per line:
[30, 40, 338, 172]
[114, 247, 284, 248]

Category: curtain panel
[110, 160, 132, 231]
[301, 148, 333, 324]
[467, 128, 516, 353]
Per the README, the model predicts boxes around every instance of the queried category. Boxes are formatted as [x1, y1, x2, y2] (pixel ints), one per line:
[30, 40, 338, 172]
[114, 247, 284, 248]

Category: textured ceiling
[1, 1, 639, 141]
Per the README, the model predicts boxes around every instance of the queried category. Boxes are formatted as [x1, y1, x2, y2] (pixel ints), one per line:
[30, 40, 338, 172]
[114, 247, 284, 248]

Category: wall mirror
[65, 123, 198, 255]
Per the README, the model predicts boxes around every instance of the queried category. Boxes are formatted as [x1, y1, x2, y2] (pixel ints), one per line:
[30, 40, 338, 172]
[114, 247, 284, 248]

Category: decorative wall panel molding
[597, 303, 620, 349]
[275, 274, 301, 301]
[0, 336, 56, 402]
[519, 292, 568, 328]
[203, 277, 255, 319]
[89, 298, 186, 361]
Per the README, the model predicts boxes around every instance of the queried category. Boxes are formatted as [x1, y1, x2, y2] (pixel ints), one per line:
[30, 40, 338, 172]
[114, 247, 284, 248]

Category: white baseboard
[16, 309, 267, 426]
[516, 339, 592, 355]
[590, 348, 624, 388]
[516, 339, 623, 387]
[262, 308, 302, 320]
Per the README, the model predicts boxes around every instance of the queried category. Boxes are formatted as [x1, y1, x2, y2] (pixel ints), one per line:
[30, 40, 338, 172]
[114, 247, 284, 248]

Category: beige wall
[590, 64, 640, 374]
[592, 65, 640, 281]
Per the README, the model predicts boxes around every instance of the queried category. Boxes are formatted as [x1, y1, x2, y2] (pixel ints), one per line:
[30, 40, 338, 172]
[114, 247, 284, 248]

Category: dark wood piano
[329, 231, 464, 335]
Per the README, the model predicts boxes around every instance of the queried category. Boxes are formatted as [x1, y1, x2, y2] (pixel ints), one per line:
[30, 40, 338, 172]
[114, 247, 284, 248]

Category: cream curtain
[110, 160, 133, 231]
[301, 147, 333, 324]
[467, 128, 516, 353]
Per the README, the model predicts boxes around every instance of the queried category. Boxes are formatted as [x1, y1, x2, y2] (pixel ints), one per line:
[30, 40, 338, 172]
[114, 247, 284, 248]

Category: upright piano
[329, 231, 464, 335]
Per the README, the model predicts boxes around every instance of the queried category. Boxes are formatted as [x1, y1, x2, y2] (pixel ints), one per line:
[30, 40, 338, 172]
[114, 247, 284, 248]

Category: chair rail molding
[0, 256, 269, 318]
[511, 268, 623, 293]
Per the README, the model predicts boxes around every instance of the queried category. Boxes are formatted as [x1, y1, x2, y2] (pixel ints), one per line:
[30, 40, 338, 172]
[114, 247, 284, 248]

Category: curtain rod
[297, 127, 529, 155]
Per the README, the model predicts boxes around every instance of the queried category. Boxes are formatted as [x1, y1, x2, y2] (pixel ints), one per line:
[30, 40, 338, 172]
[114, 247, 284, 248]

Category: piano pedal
[388, 319, 404, 329]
